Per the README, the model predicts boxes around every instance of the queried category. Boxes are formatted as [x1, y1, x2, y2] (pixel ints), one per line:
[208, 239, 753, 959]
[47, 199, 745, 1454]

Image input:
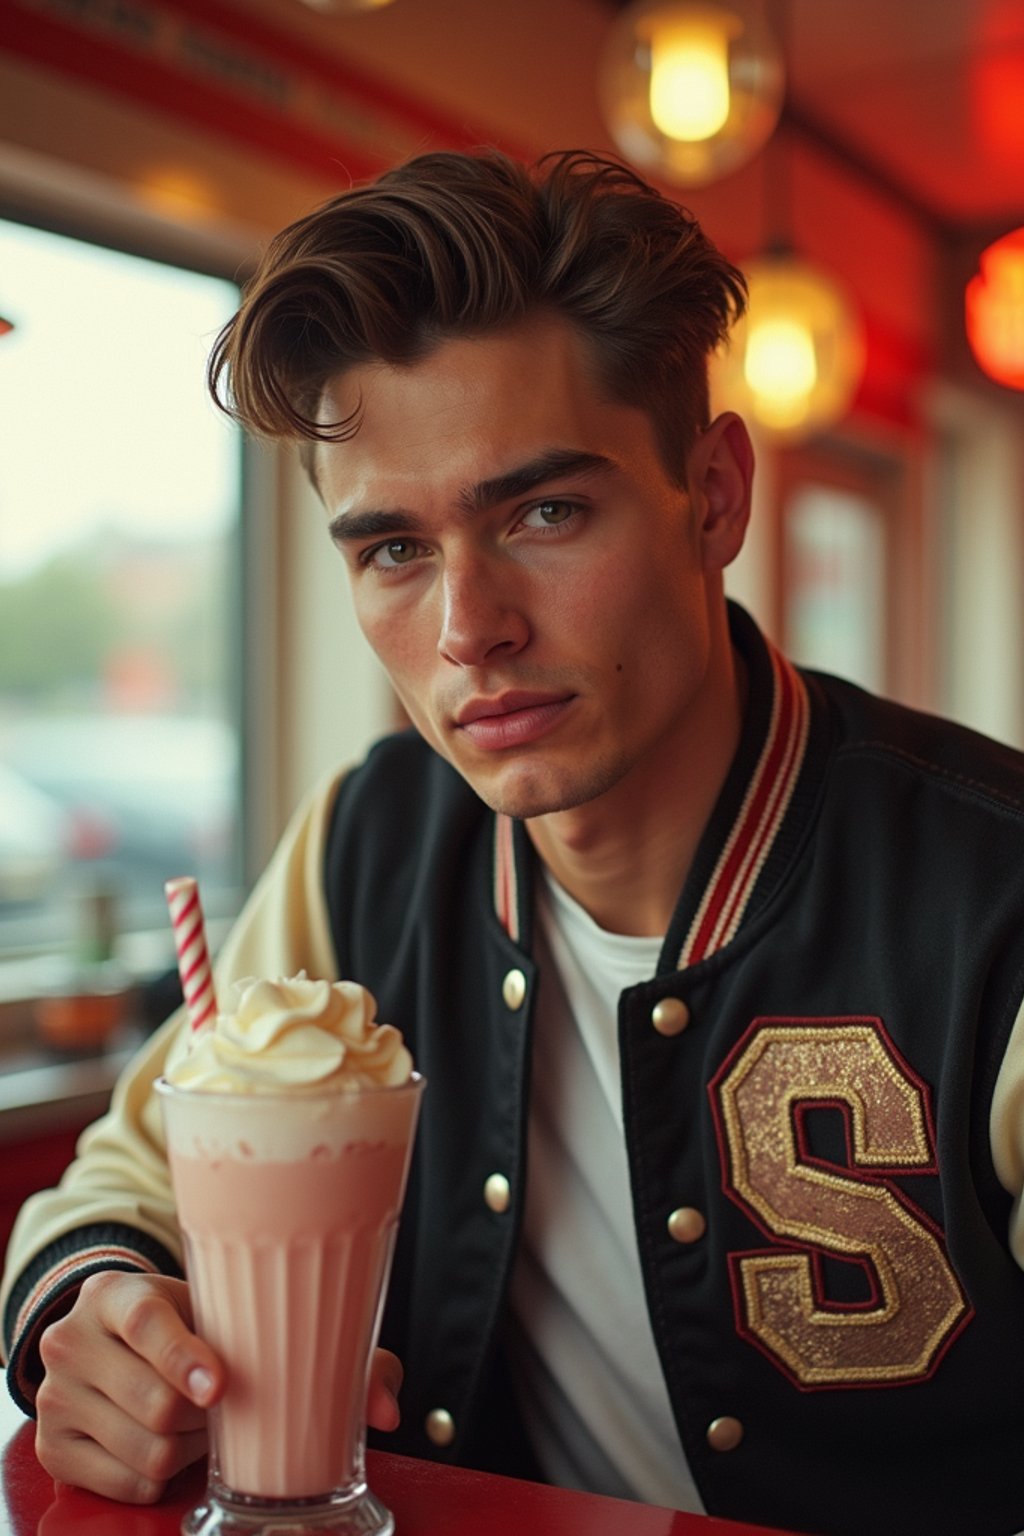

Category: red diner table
[0, 1386, 793, 1536]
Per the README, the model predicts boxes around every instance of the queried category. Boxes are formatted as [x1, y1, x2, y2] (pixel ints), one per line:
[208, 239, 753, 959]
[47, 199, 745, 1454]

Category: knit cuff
[3, 1224, 182, 1416]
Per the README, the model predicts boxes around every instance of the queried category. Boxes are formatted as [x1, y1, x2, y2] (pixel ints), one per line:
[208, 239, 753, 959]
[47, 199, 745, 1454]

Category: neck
[526, 616, 746, 938]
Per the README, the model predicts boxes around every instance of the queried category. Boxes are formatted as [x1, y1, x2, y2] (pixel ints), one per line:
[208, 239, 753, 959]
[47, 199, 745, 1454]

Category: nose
[437, 553, 530, 668]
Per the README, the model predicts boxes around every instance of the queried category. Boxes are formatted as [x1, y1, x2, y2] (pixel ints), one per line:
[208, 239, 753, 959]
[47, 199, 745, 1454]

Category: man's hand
[367, 1347, 404, 1433]
[34, 1272, 224, 1504]
[34, 1270, 406, 1505]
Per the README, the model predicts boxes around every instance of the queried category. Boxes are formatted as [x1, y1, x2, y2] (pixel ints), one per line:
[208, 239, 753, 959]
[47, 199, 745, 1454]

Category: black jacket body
[327, 606, 1024, 1536]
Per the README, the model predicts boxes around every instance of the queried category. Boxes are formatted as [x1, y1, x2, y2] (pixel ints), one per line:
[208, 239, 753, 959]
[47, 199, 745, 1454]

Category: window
[784, 484, 887, 695]
[0, 215, 244, 973]
[772, 436, 925, 710]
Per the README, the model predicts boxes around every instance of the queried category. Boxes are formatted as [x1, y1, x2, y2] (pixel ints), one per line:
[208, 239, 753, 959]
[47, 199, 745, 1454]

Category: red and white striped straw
[164, 876, 217, 1038]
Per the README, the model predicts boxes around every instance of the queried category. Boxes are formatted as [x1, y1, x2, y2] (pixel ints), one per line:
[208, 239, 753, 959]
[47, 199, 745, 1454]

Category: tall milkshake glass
[158, 1071, 424, 1536]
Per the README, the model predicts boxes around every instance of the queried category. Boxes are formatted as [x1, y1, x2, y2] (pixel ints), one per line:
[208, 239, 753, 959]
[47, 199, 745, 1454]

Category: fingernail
[187, 1367, 215, 1404]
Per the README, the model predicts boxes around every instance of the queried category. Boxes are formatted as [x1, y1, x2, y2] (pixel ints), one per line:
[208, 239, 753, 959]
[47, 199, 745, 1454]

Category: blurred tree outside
[0, 532, 229, 712]
[0, 554, 117, 700]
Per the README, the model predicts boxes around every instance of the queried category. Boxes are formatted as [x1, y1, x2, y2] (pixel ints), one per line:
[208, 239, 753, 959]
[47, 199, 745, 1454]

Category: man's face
[318, 315, 741, 822]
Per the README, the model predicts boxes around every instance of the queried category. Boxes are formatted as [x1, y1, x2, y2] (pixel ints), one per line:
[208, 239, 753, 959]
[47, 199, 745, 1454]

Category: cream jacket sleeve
[991, 992, 1024, 1268]
[0, 769, 345, 1397]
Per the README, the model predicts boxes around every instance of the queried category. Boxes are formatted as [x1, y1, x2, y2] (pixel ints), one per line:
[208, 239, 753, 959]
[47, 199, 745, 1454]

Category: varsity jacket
[5, 605, 1024, 1536]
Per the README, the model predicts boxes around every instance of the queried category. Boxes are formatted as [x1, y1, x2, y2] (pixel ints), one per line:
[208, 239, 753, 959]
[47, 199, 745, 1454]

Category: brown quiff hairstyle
[208, 148, 746, 485]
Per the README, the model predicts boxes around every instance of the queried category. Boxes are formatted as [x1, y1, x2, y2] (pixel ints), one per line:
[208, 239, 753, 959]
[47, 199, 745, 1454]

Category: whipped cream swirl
[167, 973, 413, 1093]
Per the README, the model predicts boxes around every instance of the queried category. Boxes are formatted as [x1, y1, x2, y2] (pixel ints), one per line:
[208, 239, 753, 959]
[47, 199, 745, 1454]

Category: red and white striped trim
[493, 812, 520, 944]
[677, 643, 809, 968]
[14, 1243, 164, 1342]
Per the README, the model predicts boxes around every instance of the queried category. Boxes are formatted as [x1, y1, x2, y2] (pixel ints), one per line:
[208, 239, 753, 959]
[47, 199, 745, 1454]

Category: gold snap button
[425, 1407, 456, 1446]
[707, 1416, 743, 1452]
[502, 968, 527, 1010]
[651, 997, 689, 1036]
[667, 1206, 706, 1244]
[484, 1173, 511, 1213]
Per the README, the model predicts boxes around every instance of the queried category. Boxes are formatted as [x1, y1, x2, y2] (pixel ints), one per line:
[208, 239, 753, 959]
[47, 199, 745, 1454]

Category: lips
[455, 691, 571, 726]
[454, 691, 576, 750]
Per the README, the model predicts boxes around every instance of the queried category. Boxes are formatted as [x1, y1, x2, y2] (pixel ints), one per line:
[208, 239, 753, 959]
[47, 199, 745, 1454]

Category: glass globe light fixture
[965, 227, 1024, 391]
[715, 255, 866, 438]
[599, 0, 785, 186]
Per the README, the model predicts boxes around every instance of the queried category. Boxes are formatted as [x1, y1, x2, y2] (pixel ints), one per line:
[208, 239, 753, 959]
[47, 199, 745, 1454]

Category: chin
[468, 757, 628, 820]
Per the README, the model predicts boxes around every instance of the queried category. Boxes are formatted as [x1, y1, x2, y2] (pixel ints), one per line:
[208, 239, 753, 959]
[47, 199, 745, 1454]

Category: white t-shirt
[506, 869, 704, 1512]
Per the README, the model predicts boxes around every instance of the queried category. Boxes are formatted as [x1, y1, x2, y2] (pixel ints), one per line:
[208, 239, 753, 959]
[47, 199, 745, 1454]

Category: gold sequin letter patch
[710, 1017, 970, 1388]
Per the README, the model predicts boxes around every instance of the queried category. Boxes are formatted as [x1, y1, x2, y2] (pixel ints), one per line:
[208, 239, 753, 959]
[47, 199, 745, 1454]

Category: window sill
[0, 918, 233, 1138]
[0, 1031, 144, 1143]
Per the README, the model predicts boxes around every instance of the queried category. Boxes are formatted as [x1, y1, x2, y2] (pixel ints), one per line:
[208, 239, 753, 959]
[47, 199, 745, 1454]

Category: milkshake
[158, 973, 423, 1536]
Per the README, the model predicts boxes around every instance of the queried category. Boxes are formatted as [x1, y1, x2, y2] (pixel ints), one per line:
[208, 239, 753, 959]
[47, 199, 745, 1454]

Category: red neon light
[972, 52, 1024, 162]
[966, 228, 1024, 391]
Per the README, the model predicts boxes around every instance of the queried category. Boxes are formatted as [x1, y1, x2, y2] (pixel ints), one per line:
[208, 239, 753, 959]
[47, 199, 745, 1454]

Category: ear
[686, 411, 754, 573]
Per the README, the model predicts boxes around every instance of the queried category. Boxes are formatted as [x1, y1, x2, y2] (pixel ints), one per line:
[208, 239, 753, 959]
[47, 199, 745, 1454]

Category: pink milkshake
[158, 973, 422, 1536]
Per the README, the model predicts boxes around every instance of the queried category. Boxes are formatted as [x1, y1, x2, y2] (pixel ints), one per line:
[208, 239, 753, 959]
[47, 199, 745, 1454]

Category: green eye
[534, 501, 573, 525]
[384, 540, 416, 564]
[363, 538, 422, 573]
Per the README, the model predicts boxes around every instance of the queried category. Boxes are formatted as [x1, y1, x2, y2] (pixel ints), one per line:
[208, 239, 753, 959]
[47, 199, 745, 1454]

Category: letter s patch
[709, 1017, 971, 1388]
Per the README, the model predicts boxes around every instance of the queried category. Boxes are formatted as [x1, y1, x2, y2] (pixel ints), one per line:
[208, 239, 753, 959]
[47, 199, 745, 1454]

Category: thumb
[117, 1275, 227, 1408]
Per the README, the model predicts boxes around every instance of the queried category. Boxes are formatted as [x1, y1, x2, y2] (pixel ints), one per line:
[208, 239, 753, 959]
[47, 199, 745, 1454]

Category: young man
[4, 149, 1024, 1536]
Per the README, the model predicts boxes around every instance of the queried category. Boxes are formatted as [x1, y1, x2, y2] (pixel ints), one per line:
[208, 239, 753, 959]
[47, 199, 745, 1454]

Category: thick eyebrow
[457, 449, 615, 514]
[328, 449, 615, 545]
[328, 507, 422, 545]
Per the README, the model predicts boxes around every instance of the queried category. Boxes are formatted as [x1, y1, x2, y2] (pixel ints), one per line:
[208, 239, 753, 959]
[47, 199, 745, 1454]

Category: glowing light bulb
[714, 257, 865, 438]
[599, 0, 784, 186]
[966, 231, 1024, 390]
[649, 23, 730, 141]
[746, 317, 817, 398]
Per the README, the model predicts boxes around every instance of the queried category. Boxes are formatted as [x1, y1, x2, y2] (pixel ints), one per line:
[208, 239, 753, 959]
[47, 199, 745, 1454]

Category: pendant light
[716, 254, 865, 436]
[599, 0, 785, 187]
[965, 227, 1024, 391]
[713, 100, 865, 441]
